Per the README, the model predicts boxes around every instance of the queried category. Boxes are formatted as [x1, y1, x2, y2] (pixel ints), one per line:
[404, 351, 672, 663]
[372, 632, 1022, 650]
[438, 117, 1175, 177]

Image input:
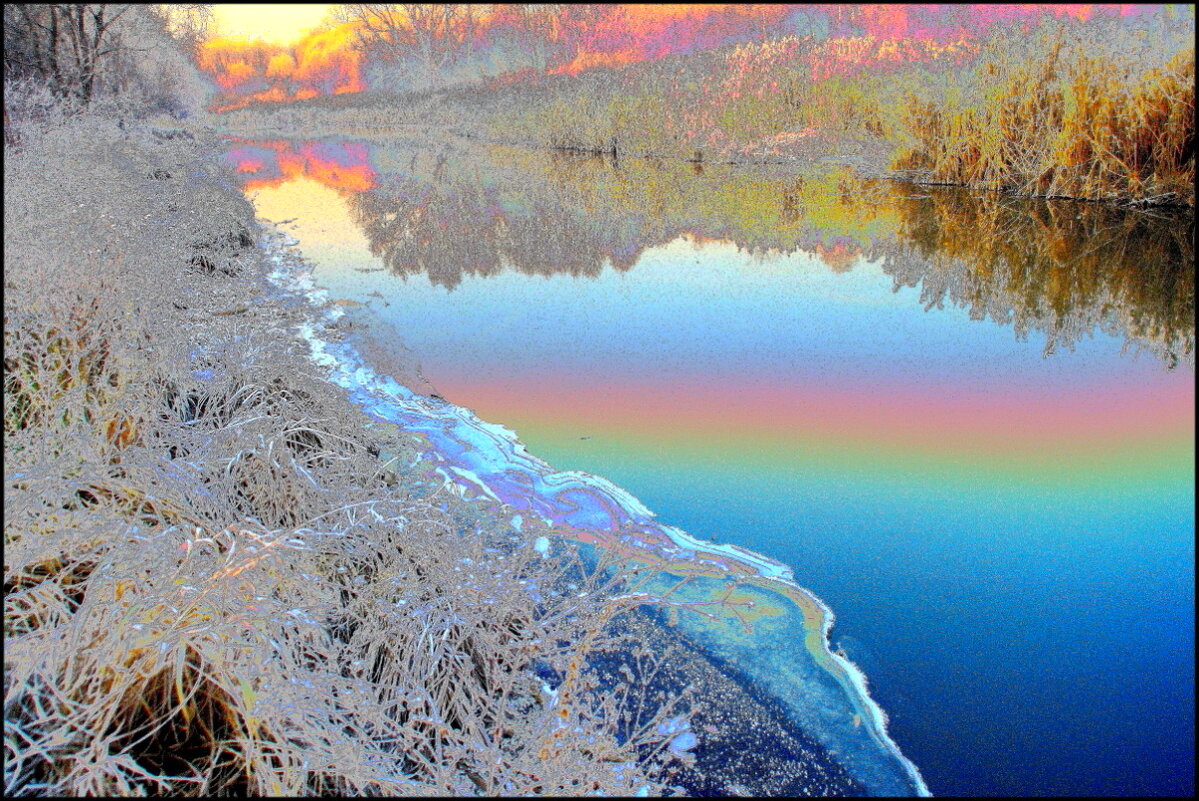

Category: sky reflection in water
[234, 136, 1195, 797]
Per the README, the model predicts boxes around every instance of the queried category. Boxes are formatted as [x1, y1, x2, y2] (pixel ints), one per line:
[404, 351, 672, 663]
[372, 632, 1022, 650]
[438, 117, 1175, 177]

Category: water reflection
[235, 134, 1194, 799]
[884, 192, 1195, 368]
[227, 137, 376, 192]
[227, 136, 1194, 368]
[349, 180, 641, 285]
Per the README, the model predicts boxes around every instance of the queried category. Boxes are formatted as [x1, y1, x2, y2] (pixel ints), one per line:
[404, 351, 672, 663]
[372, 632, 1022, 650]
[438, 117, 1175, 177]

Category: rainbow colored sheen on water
[262, 234, 930, 795]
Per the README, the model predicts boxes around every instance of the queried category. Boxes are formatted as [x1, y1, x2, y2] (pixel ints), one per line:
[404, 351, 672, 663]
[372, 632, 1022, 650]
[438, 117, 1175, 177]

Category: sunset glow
[201, 4, 1156, 111]
[210, 4, 335, 45]
[201, 21, 363, 111]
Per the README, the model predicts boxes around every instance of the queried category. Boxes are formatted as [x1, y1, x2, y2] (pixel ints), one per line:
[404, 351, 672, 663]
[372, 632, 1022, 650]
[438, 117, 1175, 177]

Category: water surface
[231, 135, 1195, 796]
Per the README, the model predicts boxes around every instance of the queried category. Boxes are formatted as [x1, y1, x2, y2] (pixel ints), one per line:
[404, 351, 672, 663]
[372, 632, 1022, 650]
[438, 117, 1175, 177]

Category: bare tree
[3, 4, 134, 104]
[152, 4, 214, 60]
[343, 4, 483, 87]
[5, 3, 212, 128]
[490, 4, 567, 72]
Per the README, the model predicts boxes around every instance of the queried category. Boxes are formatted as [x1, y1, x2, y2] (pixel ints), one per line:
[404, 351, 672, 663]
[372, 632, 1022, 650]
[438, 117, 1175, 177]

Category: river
[227, 133, 1194, 796]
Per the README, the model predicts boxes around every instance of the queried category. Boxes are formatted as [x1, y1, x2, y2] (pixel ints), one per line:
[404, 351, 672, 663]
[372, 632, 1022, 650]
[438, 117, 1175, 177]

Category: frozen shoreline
[4, 108, 928, 793]
[259, 223, 931, 797]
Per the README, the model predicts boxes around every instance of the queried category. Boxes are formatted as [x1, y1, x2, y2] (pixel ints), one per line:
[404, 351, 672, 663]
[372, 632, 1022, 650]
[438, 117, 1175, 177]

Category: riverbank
[3, 113, 705, 795]
[212, 14, 1194, 209]
[5, 105, 936, 796]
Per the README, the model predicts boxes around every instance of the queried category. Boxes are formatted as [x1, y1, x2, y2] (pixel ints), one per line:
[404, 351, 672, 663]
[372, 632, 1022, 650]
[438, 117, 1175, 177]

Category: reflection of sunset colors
[201, 4, 1153, 109]
[814, 239, 862, 272]
[227, 134, 1192, 368]
[225, 138, 375, 193]
[241, 143, 1191, 487]
[437, 368, 1194, 490]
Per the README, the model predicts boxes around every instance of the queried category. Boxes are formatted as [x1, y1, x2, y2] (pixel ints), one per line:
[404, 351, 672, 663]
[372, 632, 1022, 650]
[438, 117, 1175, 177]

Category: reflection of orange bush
[233, 157, 264, 173]
[237, 141, 376, 194]
[816, 242, 860, 273]
[302, 153, 374, 193]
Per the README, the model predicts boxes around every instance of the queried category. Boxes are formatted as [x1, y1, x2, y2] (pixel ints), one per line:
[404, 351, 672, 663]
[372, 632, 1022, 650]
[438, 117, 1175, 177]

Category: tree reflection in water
[883, 190, 1194, 368]
[243, 137, 1193, 369]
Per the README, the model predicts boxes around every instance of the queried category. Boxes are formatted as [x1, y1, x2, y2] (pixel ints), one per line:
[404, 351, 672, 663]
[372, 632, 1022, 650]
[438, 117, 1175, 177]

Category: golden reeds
[892, 38, 1195, 206]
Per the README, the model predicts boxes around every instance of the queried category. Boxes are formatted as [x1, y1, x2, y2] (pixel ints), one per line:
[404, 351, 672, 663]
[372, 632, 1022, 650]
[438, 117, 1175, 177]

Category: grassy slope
[3, 111, 695, 795]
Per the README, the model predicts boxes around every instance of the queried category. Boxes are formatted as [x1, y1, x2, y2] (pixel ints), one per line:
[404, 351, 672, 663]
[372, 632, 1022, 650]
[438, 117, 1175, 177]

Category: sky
[210, 3, 336, 44]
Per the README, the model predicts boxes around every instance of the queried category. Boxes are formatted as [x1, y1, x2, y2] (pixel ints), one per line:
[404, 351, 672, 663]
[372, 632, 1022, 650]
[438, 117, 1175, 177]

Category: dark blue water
[596, 471, 1194, 796]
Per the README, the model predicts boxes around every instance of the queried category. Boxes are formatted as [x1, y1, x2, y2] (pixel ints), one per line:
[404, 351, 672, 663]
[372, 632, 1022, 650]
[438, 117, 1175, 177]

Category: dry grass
[4, 102, 699, 796]
[892, 33, 1195, 206]
[214, 15, 1195, 207]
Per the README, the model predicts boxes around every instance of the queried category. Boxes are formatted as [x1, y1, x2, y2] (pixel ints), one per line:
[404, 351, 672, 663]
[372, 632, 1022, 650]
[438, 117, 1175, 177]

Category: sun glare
[210, 4, 335, 45]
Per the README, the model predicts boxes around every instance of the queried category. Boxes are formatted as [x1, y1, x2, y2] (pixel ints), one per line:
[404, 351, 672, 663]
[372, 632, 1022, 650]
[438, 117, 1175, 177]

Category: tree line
[3, 3, 212, 130]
